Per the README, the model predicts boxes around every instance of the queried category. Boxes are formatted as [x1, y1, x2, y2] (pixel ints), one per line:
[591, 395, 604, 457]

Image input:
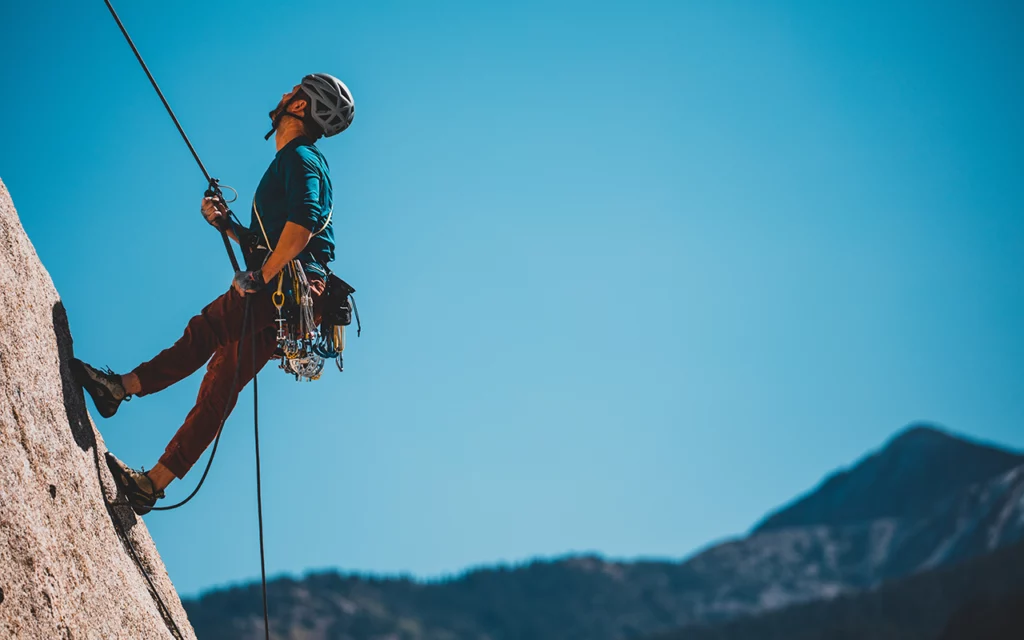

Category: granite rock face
[0, 177, 196, 639]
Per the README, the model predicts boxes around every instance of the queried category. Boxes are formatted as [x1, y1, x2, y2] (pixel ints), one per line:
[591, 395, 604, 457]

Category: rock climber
[71, 73, 355, 515]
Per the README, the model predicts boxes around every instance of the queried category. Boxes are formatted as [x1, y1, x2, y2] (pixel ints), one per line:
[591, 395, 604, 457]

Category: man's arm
[258, 221, 314, 284]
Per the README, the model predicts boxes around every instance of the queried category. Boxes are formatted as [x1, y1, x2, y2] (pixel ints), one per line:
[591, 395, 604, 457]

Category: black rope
[253, 330, 272, 640]
[92, 447, 185, 640]
[114, 512, 187, 640]
[102, 3, 274, 633]
[144, 294, 272, 638]
[103, 0, 209, 181]
[146, 295, 271, 637]
[103, 0, 240, 272]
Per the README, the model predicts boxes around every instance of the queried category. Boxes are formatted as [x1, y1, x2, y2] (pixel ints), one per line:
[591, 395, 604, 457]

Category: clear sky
[1, 0, 1022, 598]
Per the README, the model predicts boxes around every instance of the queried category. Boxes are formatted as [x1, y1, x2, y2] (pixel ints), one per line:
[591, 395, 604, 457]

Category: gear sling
[245, 200, 359, 381]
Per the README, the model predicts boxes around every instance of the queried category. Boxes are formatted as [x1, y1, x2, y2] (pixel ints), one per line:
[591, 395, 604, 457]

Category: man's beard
[269, 101, 286, 125]
[265, 97, 295, 140]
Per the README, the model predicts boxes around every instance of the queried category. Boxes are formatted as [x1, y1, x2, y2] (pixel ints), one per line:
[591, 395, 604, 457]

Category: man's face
[269, 84, 303, 123]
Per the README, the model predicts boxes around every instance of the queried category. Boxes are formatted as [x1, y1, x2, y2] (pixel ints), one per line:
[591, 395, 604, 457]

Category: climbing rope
[102, 2, 271, 638]
[92, 447, 186, 640]
[103, 0, 241, 272]
[252, 327, 272, 639]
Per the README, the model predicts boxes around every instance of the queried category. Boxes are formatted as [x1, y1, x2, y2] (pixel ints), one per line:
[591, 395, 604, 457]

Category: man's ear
[288, 98, 308, 116]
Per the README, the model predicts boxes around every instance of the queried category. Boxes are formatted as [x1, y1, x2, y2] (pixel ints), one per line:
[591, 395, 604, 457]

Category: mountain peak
[887, 422, 955, 447]
[753, 423, 1024, 533]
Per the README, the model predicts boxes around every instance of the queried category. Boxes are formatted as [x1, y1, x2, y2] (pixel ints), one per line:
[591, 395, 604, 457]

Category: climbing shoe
[70, 358, 130, 418]
[105, 453, 164, 515]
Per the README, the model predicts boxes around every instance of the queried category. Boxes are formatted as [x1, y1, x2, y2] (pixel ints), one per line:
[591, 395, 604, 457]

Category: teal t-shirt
[250, 136, 334, 278]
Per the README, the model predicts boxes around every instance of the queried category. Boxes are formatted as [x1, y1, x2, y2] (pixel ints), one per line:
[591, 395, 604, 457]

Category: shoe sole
[70, 358, 121, 419]
[104, 453, 155, 515]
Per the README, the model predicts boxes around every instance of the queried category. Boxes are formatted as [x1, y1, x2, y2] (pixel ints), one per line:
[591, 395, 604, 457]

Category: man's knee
[196, 291, 246, 347]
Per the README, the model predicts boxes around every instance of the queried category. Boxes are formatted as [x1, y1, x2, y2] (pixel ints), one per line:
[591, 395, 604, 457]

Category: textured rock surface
[0, 177, 196, 639]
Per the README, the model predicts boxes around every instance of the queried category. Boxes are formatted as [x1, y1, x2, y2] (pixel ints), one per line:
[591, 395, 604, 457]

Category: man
[72, 73, 355, 514]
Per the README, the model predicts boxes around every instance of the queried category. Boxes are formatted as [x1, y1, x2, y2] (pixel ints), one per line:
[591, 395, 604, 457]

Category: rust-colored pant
[132, 280, 324, 478]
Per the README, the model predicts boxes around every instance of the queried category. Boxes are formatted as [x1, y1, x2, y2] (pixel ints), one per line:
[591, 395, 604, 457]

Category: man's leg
[73, 287, 282, 421]
[127, 287, 277, 397]
[107, 277, 328, 509]
[150, 279, 329, 489]
[149, 326, 280, 490]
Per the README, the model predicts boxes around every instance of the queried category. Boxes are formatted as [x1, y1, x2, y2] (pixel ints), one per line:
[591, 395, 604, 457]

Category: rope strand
[101, 4, 271, 633]
[253, 328, 271, 640]
[103, 0, 240, 272]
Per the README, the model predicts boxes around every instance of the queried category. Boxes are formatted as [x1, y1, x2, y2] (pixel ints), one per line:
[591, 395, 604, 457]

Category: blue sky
[1, 0, 1022, 597]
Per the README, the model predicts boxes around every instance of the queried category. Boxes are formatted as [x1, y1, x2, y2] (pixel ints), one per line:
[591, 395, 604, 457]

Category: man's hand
[232, 269, 264, 297]
[201, 196, 228, 229]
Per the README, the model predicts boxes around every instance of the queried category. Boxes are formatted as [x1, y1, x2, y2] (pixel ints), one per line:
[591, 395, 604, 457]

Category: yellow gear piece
[272, 272, 285, 310]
